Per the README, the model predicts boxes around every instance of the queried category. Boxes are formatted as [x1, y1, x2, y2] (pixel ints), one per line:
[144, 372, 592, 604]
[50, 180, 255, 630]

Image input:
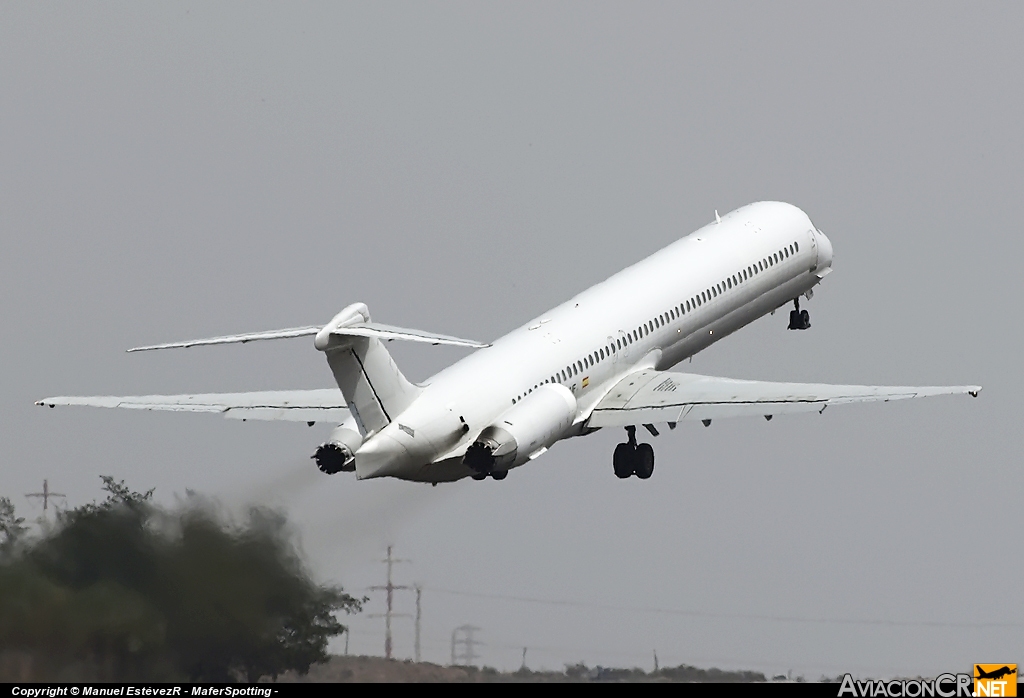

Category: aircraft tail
[317, 304, 422, 436]
[123, 300, 489, 437]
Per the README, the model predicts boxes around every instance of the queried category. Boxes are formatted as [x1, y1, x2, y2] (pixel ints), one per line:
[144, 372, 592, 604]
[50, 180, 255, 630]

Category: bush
[0, 478, 361, 682]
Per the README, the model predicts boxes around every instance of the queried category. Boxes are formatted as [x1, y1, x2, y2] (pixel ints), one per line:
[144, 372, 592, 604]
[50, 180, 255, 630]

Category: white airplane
[37, 202, 981, 484]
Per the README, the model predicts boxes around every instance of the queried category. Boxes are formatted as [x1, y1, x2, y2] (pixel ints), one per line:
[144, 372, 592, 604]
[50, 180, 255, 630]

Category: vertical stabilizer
[317, 303, 422, 436]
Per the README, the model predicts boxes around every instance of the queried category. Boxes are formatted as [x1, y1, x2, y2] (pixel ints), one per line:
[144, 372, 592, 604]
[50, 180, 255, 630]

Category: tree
[0, 477, 361, 681]
[0, 497, 27, 554]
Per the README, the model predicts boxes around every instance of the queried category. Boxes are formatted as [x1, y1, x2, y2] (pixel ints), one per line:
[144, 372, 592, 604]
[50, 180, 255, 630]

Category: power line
[423, 586, 1023, 629]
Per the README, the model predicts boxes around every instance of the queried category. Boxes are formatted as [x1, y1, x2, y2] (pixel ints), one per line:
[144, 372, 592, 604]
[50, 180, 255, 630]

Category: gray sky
[2, 2, 1020, 678]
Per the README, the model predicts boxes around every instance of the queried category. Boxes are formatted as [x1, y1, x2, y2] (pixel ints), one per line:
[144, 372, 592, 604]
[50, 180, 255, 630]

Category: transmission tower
[24, 479, 66, 519]
[368, 546, 411, 659]
[450, 624, 483, 666]
[414, 584, 422, 663]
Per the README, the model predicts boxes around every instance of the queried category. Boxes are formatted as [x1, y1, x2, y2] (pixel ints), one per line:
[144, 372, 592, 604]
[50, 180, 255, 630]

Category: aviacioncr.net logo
[838, 673, 973, 697]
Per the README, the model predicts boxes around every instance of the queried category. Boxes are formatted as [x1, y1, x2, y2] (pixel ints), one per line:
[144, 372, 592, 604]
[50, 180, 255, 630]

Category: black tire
[491, 470, 508, 480]
[471, 472, 487, 481]
[613, 443, 635, 478]
[634, 443, 655, 479]
[800, 309, 810, 327]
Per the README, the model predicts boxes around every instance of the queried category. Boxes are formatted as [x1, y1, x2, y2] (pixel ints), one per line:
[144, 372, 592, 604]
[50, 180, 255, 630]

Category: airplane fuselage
[354, 201, 834, 482]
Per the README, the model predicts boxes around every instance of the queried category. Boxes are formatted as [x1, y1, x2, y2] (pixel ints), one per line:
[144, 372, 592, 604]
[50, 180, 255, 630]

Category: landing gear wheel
[787, 298, 811, 330]
[613, 443, 635, 479]
[471, 472, 487, 481]
[634, 443, 655, 479]
[491, 470, 508, 480]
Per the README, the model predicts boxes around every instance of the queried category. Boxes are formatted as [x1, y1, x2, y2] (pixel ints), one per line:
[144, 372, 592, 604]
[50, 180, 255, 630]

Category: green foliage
[0, 497, 27, 555]
[0, 478, 361, 682]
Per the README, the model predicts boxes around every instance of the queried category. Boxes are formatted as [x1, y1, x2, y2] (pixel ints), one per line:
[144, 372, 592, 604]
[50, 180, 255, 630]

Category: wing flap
[587, 370, 980, 428]
[36, 389, 350, 423]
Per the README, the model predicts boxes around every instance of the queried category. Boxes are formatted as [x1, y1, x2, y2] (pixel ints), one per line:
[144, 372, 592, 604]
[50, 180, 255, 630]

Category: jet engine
[313, 426, 362, 474]
[464, 384, 577, 474]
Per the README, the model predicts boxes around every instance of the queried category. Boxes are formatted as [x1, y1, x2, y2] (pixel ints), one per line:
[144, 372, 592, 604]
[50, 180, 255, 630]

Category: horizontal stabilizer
[127, 321, 488, 352]
[128, 327, 320, 352]
[587, 370, 981, 428]
[36, 389, 350, 423]
[329, 322, 488, 348]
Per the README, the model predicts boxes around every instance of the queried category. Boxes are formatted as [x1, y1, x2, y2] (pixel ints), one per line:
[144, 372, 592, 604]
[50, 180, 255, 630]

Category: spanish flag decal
[582, 376, 589, 388]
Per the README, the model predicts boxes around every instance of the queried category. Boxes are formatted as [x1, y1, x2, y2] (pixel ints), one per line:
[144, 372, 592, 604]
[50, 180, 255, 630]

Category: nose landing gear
[613, 426, 655, 479]
[788, 298, 811, 330]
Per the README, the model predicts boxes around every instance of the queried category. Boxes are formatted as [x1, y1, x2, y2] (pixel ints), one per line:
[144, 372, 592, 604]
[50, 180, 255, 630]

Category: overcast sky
[2, 2, 1020, 678]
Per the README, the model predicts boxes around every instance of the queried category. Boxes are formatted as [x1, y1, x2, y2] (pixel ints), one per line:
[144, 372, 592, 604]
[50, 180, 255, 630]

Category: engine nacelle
[464, 384, 577, 474]
[313, 426, 362, 474]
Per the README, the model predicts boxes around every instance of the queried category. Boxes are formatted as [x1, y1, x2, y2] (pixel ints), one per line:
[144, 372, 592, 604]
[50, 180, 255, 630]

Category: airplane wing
[36, 389, 350, 423]
[586, 370, 981, 428]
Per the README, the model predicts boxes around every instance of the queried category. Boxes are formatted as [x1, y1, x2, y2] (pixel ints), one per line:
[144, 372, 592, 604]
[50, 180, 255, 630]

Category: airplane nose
[814, 229, 834, 270]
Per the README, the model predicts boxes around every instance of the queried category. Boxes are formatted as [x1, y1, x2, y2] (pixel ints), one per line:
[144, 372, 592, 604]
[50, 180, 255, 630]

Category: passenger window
[795, 241, 799, 252]
[727, 278, 732, 289]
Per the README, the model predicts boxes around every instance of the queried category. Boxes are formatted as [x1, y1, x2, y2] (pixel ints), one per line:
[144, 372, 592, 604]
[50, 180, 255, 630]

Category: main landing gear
[788, 297, 811, 330]
[613, 426, 655, 479]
